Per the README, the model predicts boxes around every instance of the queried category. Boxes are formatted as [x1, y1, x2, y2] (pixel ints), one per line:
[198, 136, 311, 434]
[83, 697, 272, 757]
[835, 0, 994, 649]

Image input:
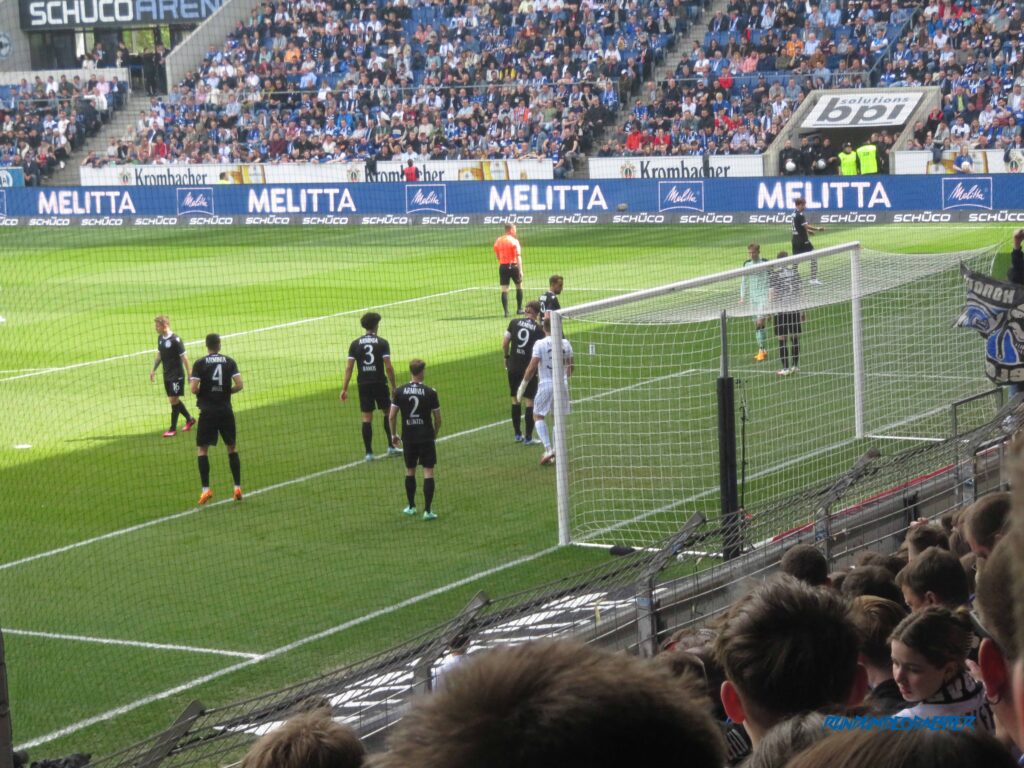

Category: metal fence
[47, 390, 1023, 768]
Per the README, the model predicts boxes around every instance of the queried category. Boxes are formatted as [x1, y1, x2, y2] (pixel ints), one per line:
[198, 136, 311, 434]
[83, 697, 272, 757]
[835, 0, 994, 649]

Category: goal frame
[548, 242, 864, 546]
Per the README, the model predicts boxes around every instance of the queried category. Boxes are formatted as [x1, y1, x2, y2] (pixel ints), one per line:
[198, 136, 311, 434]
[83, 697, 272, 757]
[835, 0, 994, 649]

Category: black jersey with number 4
[392, 382, 440, 443]
[506, 317, 543, 371]
[539, 291, 561, 316]
[347, 334, 391, 384]
[157, 333, 187, 380]
[191, 354, 240, 410]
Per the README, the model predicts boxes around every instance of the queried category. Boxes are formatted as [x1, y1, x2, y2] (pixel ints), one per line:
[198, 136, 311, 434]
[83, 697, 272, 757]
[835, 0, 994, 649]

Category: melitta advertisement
[80, 159, 554, 186]
[892, 149, 1024, 175]
[19, 0, 225, 29]
[3, 176, 1024, 226]
[802, 92, 925, 129]
[589, 156, 764, 179]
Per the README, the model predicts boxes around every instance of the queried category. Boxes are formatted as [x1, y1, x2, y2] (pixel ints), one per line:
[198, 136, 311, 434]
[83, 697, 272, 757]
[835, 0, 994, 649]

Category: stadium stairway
[46, 92, 138, 187]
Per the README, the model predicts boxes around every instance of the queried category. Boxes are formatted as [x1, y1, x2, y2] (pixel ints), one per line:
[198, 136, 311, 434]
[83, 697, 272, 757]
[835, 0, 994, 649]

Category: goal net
[550, 241, 1000, 549]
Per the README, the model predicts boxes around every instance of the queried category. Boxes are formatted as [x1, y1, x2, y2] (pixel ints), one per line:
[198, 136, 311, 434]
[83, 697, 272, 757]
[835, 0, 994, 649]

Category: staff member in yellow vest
[856, 138, 878, 174]
[838, 142, 859, 175]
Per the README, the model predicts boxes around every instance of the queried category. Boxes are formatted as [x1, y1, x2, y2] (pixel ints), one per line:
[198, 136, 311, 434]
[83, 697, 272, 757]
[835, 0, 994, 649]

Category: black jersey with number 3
[506, 317, 543, 371]
[347, 334, 391, 384]
[191, 354, 240, 410]
[157, 333, 187, 380]
[392, 382, 440, 443]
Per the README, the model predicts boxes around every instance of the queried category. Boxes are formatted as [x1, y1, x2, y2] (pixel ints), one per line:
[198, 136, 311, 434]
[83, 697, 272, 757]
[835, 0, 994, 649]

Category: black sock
[382, 414, 393, 447]
[229, 452, 241, 486]
[423, 477, 435, 511]
[512, 403, 522, 436]
[501, 292, 509, 314]
[515, 287, 523, 311]
[792, 337, 800, 367]
[362, 422, 373, 453]
[198, 455, 210, 487]
[178, 402, 192, 422]
[405, 476, 416, 508]
[778, 339, 789, 369]
[525, 407, 534, 439]
[170, 404, 180, 431]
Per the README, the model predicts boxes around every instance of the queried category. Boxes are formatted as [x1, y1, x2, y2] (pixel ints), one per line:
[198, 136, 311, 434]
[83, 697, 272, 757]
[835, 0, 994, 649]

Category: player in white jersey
[516, 319, 573, 465]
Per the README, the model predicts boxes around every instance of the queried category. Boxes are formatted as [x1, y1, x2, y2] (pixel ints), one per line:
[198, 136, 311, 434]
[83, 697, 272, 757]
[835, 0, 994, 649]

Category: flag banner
[957, 264, 1024, 384]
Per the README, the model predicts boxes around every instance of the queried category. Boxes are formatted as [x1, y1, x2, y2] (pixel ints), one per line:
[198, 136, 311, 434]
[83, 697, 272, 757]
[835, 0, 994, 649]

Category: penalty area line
[1, 628, 260, 660]
[0, 287, 477, 384]
[14, 544, 561, 751]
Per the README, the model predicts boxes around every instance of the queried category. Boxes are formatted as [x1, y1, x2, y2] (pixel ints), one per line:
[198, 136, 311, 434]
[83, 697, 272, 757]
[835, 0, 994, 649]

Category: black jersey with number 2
[157, 333, 187, 380]
[392, 382, 440, 444]
[191, 354, 240, 410]
[347, 334, 391, 384]
[506, 317, 543, 371]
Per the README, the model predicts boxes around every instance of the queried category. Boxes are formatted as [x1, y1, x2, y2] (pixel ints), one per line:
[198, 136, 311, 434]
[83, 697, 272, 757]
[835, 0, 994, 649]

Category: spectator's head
[784, 729, 1017, 768]
[239, 710, 365, 768]
[360, 312, 381, 332]
[890, 606, 973, 703]
[896, 547, 970, 610]
[849, 595, 907, 684]
[975, 536, 1020, 749]
[962, 492, 1011, 558]
[779, 544, 829, 587]
[743, 712, 828, 768]
[906, 523, 949, 560]
[841, 565, 903, 605]
[374, 640, 726, 768]
[854, 550, 905, 577]
[714, 576, 865, 745]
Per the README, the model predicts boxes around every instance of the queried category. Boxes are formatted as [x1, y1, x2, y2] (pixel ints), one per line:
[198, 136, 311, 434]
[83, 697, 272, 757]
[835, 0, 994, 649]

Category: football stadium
[3, 0, 1024, 766]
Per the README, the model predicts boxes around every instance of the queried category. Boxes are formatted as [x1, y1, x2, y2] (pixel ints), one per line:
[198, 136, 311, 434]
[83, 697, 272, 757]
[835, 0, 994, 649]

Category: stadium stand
[0, 67, 130, 184]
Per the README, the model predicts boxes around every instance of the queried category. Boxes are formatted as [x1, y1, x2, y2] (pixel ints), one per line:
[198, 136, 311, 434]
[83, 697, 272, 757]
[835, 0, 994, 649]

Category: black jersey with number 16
[191, 354, 240, 410]
[157, 333, 187, 381]
[392, 382, 440, 444]
[347, 334, 391, 384]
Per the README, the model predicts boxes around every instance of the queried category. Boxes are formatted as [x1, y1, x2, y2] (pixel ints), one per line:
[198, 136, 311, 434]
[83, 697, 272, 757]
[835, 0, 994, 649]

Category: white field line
[0, 368, 701, 573]
[2, 628, 260, 660]
[0, 288, 479, 383]
[15, 544, 560, 751]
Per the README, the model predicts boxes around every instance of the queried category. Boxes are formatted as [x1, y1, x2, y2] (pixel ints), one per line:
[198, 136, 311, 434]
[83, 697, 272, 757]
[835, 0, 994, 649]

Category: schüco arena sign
[20, 0, 224, 30]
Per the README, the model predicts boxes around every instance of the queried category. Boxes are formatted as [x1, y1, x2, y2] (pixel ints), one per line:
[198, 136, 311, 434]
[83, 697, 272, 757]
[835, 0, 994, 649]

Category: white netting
[554, 242, 999, 548]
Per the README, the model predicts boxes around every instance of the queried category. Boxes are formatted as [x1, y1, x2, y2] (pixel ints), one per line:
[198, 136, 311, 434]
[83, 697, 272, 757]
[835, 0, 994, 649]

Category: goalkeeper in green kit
[740, 243, 770, 362]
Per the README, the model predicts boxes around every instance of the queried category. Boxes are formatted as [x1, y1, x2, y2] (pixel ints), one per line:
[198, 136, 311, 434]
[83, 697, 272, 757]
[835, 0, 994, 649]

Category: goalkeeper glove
[516, 379, 529, 403]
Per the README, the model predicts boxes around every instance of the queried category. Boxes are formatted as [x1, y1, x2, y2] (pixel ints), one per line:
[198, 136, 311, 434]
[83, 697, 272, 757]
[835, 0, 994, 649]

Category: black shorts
[403, 440, 437, 469]
[508, 366, 538, 399]
[163, 377, 185, 397]
[358, 382, 391, 413]
[196, 408, 236, 447]
[499, 264, 522, 286]
[792, 240, 814, 255]
[774, 312, 802, 337]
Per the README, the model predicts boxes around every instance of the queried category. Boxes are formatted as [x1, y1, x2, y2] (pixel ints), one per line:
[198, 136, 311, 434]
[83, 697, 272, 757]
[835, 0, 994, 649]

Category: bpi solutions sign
[20, 0, 225, 30]
[802, 92, 924, 129]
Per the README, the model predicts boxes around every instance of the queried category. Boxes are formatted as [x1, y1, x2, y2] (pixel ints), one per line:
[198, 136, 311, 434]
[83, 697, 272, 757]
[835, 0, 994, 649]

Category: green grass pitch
[0, 221, 1011, 757]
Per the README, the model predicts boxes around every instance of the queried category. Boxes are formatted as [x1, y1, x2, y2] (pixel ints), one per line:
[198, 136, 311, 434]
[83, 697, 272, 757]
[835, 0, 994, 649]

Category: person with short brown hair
[841, 565, 903, 605]
[779, 544, 829, 587]
[849, 596, 908, 714]
[240, 710, 365, 768]
[906, 523, 950, 560]
[374, 639, 727, 768]
[714, 575, 866, 746]
[962, 491, 1011, 558]
[784, 729, 1016, 768]
[896, 546, 970, 610]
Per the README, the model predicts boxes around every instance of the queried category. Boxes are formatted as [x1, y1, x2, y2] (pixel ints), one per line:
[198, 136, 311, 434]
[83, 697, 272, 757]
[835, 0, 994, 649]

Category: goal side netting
[549, 241, 999, 549]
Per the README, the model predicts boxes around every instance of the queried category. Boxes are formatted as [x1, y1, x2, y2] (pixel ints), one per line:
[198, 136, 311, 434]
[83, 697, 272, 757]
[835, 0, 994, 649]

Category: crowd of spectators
[0, 68, 128, 185]
[83, 0, 692, 171]
[229, 472, 1024, 768]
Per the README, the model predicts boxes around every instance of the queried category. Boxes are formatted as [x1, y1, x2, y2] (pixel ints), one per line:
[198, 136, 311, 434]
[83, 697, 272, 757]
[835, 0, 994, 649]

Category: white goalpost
[549, 241, 999, 549]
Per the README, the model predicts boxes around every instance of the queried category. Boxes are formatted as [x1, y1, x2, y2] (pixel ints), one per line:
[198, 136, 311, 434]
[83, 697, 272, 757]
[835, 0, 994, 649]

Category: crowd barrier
[2, 175, 1023, 226]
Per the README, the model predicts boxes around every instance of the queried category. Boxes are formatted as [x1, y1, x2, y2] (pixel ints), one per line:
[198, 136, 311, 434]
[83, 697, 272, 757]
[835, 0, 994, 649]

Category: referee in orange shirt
[494, 223, 524, 318]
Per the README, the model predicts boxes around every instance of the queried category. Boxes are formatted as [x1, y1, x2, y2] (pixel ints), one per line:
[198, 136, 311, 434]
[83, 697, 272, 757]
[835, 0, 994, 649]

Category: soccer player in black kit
[539, 274, 564, 320]
[503, 301, 544, 444]
[190, 333, 243, 505]
[791, 197, 824, 285]
[340, 312, 400, 461]
[389, 359, 442, 521]
[769, 251, 806, 376]
[149, 315, 195, 437]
